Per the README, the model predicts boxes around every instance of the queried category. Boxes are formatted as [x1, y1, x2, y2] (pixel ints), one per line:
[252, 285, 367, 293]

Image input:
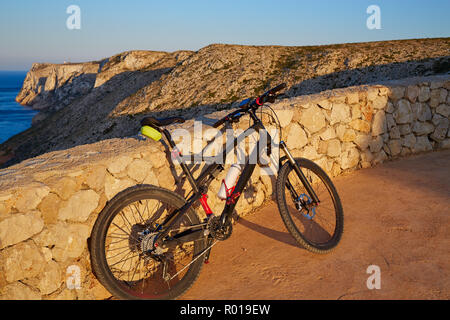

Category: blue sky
[0, 0, 449, 70]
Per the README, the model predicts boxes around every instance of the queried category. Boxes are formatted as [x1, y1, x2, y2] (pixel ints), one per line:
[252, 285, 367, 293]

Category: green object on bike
[141, 126, 162, 141]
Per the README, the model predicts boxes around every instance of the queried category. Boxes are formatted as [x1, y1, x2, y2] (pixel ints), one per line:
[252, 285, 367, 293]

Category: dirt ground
[181, 150, 450, 300]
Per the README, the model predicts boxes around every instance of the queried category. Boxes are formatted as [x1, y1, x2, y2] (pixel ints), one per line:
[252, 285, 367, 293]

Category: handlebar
[213, 83, 286, 128]
[212, 109, 244, 128]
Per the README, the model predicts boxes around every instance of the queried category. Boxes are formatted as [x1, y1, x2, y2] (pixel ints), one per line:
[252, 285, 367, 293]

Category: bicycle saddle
[141, 116, 185, 128]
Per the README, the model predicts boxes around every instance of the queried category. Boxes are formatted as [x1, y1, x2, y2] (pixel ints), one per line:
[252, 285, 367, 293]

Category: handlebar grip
[213, 118, 226, 128]
[268, 83, 286, 95]
[213, 109, 242, 128]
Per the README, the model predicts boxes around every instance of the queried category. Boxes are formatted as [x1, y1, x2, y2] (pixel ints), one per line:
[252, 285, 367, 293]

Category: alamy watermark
[66, 5, 81, 30]
[160, 121, 281, 175]
[366, 5, 381, 30]
[66, 265, 81, 290]
[366, 265, 381, 290]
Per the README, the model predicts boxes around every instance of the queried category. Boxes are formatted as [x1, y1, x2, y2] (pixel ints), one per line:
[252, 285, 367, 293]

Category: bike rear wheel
[275, 158, 343, 253]
[90, 185, 207, 300]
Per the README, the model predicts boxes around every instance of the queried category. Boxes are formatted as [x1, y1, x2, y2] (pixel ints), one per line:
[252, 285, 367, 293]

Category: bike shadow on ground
[236, 206, 332, 251]
[237, 217, 300, 249]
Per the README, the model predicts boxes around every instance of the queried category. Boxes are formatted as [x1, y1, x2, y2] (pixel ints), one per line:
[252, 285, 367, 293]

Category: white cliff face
[16, 50, 191, 113]
[16, 62, 100, 110]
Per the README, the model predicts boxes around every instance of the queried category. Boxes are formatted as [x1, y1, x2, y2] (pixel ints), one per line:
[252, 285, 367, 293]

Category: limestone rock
[369, 136, 384, 153]
[327, 139, 341, 158]
[361, 150, 374, 163]
[406, 85, 419, 103]
[36, 261, 62, 295]
[0, 213, 44, 249]
[127, 159, 152, 182]
[354, 134, 370, 150]
[317, 140, 328, 154]
[275, 109, 294, 128]
[412, 122, 435, 136]
[412, 136, 433, 153]
[388, 140, 402, 156]
[393, 99, 412, 124]
[299, 104, 326, 133]
[85, 166, 107, 192]
[398, 124, 412, 136]
[142, 170, 160, 187]
[50, 177, 79, 201]
[260, 174, 274, 197]
[411, 102, 432, 122]
[350, 119, 371, 133]
[0, 282, 41, 300]
[317, 99, 332, 110]
[34, 223, 90, 262]
[340, 147, 359, 170]
[389, 87, 405, 101]
[389, 125, 401, 139]
[371, 95, 388, 110]
[351, 104, 362, 119]
[429, 88, 447, 108]
[330, 103, 350, 125]
[436, 104, 450, 118]
[432, 114, 445, 126]
[104, 174, 135, 200]
[107, 156, 134, 175]
[385, 102, 395, 113]
[302, 146, 320, 160]
[38, 193, 62, 224]
[157, 165, 176, 190]
[372, 110, 387, 136]
[287, 123, 308, 150]
[14, 185, 50, 212]
[430, 118, 449, 142]
[58, 190, 100, 222]
[1, 240, 45, 283]
[386, 114, 396, 130]
[148, 150, 167, 169]
[418, 86, 431, 102]
[319, 127, 336, 141]
[346, 92, 359, 105]
[373, 150, 388, 165]
[401, 134, 416, 148]
[342, 129, 357, 142]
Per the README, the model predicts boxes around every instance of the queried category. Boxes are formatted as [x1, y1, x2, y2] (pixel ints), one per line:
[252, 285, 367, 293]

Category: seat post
[162, 128, 176, 148]
[162, 128, 199, 194]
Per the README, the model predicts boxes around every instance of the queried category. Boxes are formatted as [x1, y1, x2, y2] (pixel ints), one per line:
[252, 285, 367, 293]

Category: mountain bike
[89, 83, 344, 300]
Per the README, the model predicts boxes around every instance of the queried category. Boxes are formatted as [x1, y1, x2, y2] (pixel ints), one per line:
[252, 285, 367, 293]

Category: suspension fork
[280, 141, 320, 204]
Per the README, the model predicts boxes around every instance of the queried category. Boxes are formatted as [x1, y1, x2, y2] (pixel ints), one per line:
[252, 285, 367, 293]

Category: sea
[0, 71, 37, 144]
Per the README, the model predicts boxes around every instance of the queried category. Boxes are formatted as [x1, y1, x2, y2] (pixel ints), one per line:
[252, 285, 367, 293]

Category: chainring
[207, 216, 233, 241]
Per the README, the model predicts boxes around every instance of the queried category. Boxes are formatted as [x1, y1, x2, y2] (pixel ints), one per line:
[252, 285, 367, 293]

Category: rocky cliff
[2, 38, 450, 166]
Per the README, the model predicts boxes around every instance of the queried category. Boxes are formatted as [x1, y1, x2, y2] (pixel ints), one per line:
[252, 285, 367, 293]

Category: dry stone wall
[0, 74, 449, 299]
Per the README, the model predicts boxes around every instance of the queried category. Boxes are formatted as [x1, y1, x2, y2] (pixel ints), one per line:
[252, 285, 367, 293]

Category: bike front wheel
[275, 158, 343, 253]
[90, 185, 207, 300]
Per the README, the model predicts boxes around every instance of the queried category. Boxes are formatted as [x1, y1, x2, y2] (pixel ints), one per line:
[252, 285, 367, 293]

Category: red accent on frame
[226, 192, 241, 205]
[222, 179, 241, 205]
[200, 194, 213, 216]
[256, 97, 263, 106]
